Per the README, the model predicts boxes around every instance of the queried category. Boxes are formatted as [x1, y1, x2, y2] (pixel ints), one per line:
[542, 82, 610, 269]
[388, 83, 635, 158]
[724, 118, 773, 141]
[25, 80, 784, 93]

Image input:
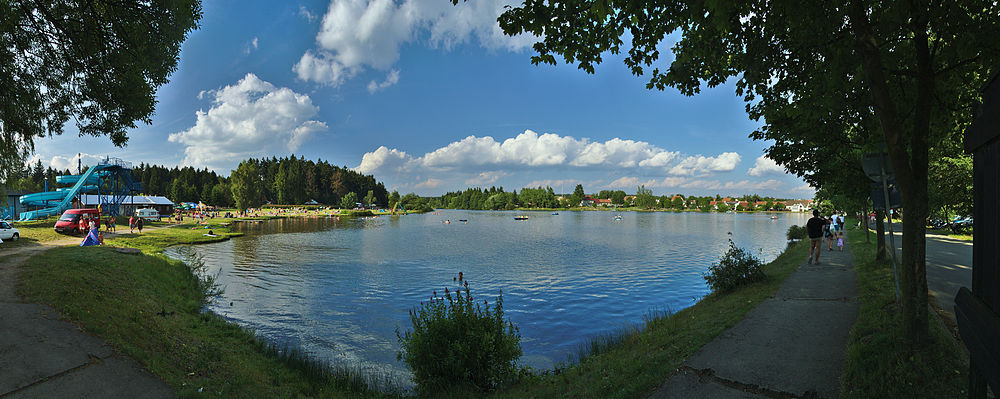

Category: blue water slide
[18, 165, 109, 220]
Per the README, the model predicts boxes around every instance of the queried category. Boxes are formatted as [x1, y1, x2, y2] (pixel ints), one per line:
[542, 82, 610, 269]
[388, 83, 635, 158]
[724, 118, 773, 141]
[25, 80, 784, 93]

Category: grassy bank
[18, 222, 398, 398]
[840, 222, 968, 398]
[472, 239, 809, 399]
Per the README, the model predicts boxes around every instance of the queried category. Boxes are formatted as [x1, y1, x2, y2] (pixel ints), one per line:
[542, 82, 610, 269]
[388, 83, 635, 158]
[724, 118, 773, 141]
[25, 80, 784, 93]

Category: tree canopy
[494, 0, 999, 345]
[1, 1, 202, 182]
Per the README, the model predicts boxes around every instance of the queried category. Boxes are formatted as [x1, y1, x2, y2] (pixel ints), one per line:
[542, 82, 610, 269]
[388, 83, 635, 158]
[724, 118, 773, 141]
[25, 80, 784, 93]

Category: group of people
[806, 209, 846, 264]
[77, 215, 117, 235]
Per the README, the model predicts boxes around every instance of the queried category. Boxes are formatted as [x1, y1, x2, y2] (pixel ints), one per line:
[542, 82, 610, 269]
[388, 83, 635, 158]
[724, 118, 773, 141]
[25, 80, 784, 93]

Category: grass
[466, 239, 811, 399]
[103, 223, 243, 254]
[18, 247, 398, 398]
[5, 216, 66, 246]
[926, 227, 973, 242]
[840, 221, 969, 398]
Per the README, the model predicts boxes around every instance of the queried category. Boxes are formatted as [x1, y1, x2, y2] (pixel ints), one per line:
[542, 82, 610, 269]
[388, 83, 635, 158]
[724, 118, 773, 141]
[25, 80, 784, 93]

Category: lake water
[165, 210, 807, 384]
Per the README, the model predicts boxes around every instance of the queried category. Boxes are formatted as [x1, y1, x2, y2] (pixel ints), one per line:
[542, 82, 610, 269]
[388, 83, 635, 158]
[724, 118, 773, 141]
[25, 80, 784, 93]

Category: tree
[364, 190, 377, 207]
[340, 192, 358, 209]
[1, 1, 201, 183]
[495, 0, 1000, 347]
[389, 190, 401, 207]
[634, 185, 656, 209]
[569, 184, 585, 207]
[230, 160, 263, 210]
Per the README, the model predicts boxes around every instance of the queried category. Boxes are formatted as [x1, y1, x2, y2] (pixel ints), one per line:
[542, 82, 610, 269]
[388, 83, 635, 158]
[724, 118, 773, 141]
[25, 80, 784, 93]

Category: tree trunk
[875, 209, 887, 260]
[849, 1, 930, 346]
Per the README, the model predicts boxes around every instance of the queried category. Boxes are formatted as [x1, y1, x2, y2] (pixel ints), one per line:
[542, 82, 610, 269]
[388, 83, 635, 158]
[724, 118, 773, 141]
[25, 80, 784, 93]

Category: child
[837, 232, 844, 251]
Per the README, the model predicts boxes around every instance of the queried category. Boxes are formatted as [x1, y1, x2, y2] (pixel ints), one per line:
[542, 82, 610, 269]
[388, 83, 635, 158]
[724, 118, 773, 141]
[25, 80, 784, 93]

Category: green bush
[704, 239, 766, 293]
[397, 275, 522, 394]
[786, 224, 808, 240]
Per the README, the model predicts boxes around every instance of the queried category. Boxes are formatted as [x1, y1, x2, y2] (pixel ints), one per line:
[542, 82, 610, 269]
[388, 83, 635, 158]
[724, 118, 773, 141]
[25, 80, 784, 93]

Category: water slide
[18, 165, 108, 220]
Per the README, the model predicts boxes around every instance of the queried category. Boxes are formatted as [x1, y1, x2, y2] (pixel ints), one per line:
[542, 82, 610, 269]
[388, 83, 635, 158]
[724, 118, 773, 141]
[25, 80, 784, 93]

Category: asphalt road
[879, 230, 973, 323]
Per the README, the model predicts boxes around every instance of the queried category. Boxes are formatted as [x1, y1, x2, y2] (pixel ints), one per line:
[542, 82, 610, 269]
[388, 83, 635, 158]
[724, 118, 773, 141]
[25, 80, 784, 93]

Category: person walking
[129, 214, 136, 233]
[825, 216, 836, 250]
[136, 216, 144, 234]
[806, 209, 825, 264]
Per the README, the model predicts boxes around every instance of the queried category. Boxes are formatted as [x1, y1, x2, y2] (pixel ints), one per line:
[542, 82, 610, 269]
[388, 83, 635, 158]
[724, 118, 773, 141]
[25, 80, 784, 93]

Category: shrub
[397, 275, 522, 394]
[704, 239, 766, 293]
[786, 224, 808, 240]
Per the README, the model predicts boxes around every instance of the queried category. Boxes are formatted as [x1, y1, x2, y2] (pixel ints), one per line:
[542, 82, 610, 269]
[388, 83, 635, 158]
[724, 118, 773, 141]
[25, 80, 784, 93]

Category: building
[784, 199, 813, 212]
[580, 196, 595, 206]
[594, 198, 613, 207]
[80, 194, 174, 216]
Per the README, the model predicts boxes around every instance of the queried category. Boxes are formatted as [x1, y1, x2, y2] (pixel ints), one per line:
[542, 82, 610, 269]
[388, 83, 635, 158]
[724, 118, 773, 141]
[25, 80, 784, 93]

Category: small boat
[514, 216, 529, 220]
[458, 219, 468, 222]
[551, 212, 559, 215]
[614, 215, 623, 221]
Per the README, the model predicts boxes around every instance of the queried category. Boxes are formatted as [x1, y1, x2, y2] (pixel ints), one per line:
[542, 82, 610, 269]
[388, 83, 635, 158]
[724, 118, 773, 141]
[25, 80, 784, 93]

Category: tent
[80, 229, 101, 246]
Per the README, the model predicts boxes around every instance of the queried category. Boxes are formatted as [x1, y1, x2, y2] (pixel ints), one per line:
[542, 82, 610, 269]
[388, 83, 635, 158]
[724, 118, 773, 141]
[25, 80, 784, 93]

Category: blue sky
[31, 0, 813, 198]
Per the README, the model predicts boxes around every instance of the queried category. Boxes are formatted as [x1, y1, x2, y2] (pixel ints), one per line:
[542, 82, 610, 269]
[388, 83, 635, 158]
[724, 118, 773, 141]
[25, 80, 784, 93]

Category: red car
[54, 209, 101, 235]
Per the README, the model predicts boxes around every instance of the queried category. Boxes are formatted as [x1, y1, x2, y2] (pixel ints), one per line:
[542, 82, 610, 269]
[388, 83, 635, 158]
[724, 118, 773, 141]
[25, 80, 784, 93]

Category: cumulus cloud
[299, 5, 318, 22]
[295, 0, 535, 86]
[244, 37, 259, 55]
[746, 155, 785, 176]
[465, 171, 507, 185]
[414, 178, 444, 189]
[354, 130, 742, 179]
[27, 152, 106, 173]
[367, 69, 400, 93]
[168, 73, 328, 171]
[667, 152, 742, 175]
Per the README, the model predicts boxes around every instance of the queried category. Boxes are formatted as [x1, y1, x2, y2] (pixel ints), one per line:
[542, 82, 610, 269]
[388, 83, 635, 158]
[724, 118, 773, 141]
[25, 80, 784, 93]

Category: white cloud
[168, 73, 328, 172]
[791, 184, 815, 192]
[414, 178, 444, 189]
[679, 179, 783, 191]
[299, 5, 318, 22]
[367, 69, 400, 93]
[746, 155, 785, 176]
[27, 152, 107, 173]
[668, 152, 742, 175]
[244, 37, 259, 55]
[465, 171, 507, 185]
[295, 0, 535, 86]
[354, 130, 740, 181]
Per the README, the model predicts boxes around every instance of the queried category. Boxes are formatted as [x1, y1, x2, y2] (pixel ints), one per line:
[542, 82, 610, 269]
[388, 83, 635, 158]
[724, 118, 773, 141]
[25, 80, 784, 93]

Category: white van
[135, 208, 160, 220]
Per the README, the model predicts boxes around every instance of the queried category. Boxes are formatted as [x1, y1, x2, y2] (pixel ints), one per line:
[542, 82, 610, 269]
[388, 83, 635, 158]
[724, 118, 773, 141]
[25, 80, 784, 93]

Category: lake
[165, 210, 808, 384]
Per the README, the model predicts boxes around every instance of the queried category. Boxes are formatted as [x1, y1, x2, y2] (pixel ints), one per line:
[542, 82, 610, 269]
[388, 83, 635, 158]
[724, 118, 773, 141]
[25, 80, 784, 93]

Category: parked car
[54, 208, 101, 235]
[951, 216, 974, 234]
[0, 221, 19, 241]
[135, 208, 160, 220]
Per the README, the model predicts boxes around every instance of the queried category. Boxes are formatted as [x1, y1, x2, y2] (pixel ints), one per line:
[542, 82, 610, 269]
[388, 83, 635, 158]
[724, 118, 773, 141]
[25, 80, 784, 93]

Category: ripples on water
[165, 210, 808, 384]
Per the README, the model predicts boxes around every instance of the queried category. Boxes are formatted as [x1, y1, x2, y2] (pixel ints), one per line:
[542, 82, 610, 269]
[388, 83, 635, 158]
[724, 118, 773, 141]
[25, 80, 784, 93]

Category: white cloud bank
[746, 155, 785, 176]
[168, 73, 328, 172]
[354, 130, 747, 188]
[294, 0, 534, 87]
[27, 152, 107, 173]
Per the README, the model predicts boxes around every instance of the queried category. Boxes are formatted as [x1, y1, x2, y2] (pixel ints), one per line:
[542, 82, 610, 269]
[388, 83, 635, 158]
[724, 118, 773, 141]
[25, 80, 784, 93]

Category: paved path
[650, 236, 859, 398]
[1, 235, 175, 398]
[878, 231, 972, 324]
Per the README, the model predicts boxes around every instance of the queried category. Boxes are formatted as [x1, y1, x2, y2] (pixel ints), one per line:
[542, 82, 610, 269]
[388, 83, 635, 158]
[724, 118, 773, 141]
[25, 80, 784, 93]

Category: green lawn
[840, 222, 968, 398]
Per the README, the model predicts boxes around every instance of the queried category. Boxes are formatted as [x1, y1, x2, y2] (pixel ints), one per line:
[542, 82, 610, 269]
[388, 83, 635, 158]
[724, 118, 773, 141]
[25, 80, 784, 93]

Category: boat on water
[458, 219, 468, 222]
[614, 215, 623, 221]
[514, 216, 529, 220]
[551, 212, 559, 215]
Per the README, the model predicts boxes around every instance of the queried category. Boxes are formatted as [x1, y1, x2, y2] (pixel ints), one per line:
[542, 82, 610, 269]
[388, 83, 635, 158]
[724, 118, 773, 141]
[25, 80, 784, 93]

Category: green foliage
[928, 155, 973, 219]
[398, 277, 522, 394]
[0, 1, 202, 183]
[569, 184, 586, 207]
[634, 185, 656, 208]
[786, 225, 808, 241]
[339, 192, 358, 209]
[363, 190, 377, 207]
[704, 239, 766, 293]
[230, 159, 263, 210]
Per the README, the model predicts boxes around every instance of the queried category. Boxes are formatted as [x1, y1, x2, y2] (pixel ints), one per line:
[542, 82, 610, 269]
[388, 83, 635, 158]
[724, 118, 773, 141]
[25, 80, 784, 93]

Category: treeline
[428, 184, 795, 211]
[3, 160, 71, 194]
[133, 164, 231, 206]
[229, 156, 388, 210]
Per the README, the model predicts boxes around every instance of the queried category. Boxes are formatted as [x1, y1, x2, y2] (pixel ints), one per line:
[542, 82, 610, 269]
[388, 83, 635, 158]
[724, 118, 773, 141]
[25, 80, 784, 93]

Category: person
[107, 216, 115, 233]
[136, 216, 144, 234]
[837, 231, 845, 251]
[129, 214, 136, 233]
[825, 216, 836, 250]
[88, 218, 96, 233]
[806, 209, 825, 264]
[79, 216, 88, 235]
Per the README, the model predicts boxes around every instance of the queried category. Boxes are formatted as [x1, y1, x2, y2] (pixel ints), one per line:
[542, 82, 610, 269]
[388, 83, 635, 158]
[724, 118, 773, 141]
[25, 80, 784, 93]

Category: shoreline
[16, 210, 807, 398]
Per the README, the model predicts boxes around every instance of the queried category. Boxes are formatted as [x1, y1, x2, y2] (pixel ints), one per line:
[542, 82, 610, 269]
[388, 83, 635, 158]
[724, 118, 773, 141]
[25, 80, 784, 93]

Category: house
[594, 198, 613, 207]
[580, 196, 595, 206]
[80, 194, 175, 216]
[784, 199, 813, 212]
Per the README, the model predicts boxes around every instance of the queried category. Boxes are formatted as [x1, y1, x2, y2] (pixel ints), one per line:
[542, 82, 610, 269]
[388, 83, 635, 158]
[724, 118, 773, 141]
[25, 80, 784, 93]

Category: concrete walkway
[651, 237, 859, 398]
[1, 236, 175, 398]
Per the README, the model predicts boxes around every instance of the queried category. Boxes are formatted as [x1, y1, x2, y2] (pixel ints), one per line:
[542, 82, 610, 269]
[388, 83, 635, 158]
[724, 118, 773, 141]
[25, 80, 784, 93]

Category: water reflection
[165, 210, 807, 384]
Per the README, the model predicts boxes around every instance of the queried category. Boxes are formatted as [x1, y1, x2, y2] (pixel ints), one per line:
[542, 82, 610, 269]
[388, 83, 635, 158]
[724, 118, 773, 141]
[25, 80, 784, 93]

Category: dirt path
[0, 231, 175, 398]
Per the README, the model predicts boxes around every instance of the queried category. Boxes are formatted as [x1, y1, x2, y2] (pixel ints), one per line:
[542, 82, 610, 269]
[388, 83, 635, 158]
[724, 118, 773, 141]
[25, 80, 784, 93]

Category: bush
[704, 239, 766, 293]
[786, 224, 808, 240]
[397, 275, 522, 394]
